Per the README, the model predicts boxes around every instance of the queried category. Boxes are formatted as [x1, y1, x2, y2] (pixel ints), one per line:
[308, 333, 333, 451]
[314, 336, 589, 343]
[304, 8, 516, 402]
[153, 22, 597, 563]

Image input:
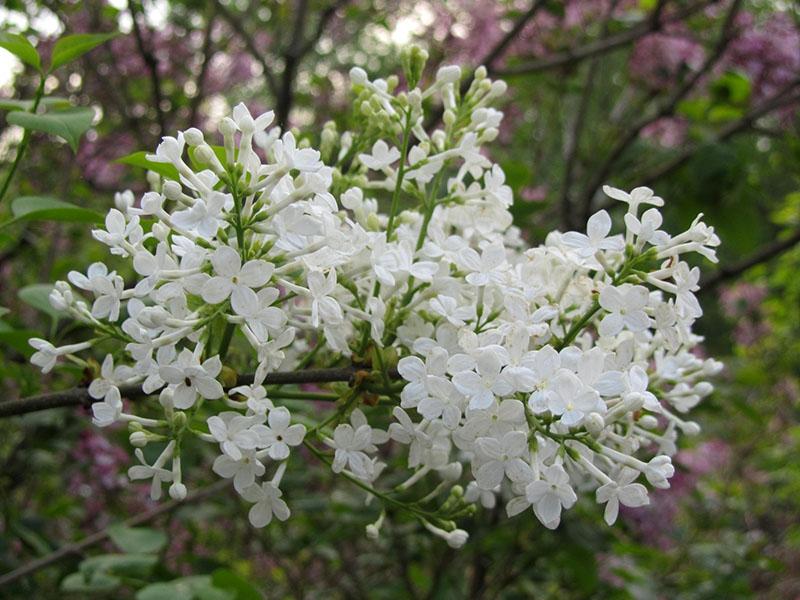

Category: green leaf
[137, 576, 233, 600]
[108, 525, 168, 554]
[61, 571, 121, 593]
[0, 196, 103, 230]
[7, 107, 95, 152]
[0, 96, 71, 112]
[0, 32, 41, 72]
[116, 150, 180, 180]
[711, 70, 751, 106]
[0, 320, 37, 355]
[80, 553, 159, 580]
[49, 32, 118, 72]
[18, 284, 62, 320]
[0, 307, 8, 318]
[211, 569, 261, 600]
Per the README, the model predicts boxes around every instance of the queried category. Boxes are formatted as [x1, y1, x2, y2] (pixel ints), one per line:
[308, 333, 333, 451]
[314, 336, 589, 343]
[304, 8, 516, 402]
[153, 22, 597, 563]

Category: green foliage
[7, 107, 95, 153]
[48, 33, 118, 73]
[1, 196, 103, 229]
[0, 31, 41, 72]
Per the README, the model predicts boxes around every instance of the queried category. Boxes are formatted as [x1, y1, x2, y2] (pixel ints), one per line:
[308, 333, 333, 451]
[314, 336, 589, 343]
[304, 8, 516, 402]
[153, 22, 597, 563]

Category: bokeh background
[0, 0, 799, 597]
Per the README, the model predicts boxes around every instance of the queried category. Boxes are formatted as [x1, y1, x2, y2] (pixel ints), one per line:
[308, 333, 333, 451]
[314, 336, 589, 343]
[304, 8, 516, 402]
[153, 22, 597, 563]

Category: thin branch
[497, 0, 719, 77]
[189, 5, 217, 128]
[631, 82, 800, 191]
[0, 480, 230, 589]
[575, 0, 743, 222]
[559, 0, 621, 230]
[276, 0, 350, 128]
[215, 1, 280, 97]
[0, 366, 401, 418]
[128, 0, 167, 137]
[701, 228, 800, 292]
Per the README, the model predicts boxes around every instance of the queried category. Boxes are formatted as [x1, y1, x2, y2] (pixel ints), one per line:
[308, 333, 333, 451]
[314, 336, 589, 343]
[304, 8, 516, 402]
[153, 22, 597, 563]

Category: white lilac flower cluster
[30, 50, 722, 546]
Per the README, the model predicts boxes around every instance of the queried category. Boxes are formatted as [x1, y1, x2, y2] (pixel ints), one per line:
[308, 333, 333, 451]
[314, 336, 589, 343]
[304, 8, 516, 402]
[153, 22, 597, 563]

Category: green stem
[302, 439, 437, 519]
[0, 75, 46, 205]
[385, 109, 414, 239]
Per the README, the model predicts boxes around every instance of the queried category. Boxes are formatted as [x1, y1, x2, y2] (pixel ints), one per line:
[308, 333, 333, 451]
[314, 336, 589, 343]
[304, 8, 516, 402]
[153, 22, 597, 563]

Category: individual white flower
[230, 384, 274, 415]
[598, 284, 651, 337]
[452, 348, 513, 410]
[603, 185, 664, 215]
[458, 242, 506, 287]
[327, 423, 375, 480]
[89, 354, 136, 401]
[171, 191, 229, 239]
[159, 349, 224, 409]
[201, 246, 274, 315]
[207, 412, 262, 461]
[307, 268, 343, 327]
[522, 464, 577, 529]
[359, 140, 401, 170]
[548, 370, 604, 427]
[128, 445, 173, 500]
[644, 455, 675, 489]
[561, 210, 624, 258]
[241, 481, 291, 527]
[473, 431, 530, 489]
[429, 295, 476, 328]
[596, 467, 650, 525]
[213, 450, 266, 492]
[258, 407, 306, 460]
[29, 338, 60, 374]
[91, 386, 123, 427]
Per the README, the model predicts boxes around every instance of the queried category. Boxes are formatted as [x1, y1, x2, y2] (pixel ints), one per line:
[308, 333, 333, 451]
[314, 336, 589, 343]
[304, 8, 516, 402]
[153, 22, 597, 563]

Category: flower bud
[183, 128, 204, 146]
[638, 415, 659, 429]
[169, 482, 187, 500]
[400, 44, 429, 89]
[446, 529, 469, 549]
[436, 65, 461, 85]
[349, 66, 368, 85]
[584, 412, 605, 436]
[440, 462, 463, 481]
[443, 109, 456, 127]
[219, 117, 237, 137]
[162, 179, 183, 201]
[129, 431, 148, 447]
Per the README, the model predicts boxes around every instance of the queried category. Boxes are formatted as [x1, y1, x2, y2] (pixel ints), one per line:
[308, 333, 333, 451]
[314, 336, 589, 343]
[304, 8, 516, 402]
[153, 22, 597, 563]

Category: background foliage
[0, 0, 798, 597]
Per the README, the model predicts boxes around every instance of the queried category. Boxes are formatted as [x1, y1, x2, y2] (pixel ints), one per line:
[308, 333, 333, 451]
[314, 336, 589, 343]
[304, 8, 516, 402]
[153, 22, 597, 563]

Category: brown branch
[189, 5, 217, 128]
[276, 0, 350, 128]
[631, 82, 800, 191]
[559, 0, 621, 230]
[0, 366, 401, 419]
[128, 0, 167, 137]
[701, 228, 800, 292]
[574, 0, 743, 222]
[497, 0, 719, 77]
[0, 480, 230, 589]
[215, 0, 280, 97]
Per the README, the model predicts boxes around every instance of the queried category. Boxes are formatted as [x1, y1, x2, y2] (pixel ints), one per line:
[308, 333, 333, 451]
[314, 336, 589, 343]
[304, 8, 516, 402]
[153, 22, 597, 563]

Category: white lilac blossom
[30, 53, 722, 543]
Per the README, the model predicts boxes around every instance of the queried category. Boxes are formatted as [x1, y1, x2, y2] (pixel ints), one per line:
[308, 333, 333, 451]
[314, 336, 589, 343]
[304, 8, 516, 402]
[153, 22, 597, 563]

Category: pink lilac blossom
[720, 283, 770, 347]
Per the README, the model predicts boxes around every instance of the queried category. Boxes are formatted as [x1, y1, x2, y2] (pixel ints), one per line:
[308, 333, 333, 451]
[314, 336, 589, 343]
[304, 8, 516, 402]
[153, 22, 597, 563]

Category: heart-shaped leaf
[0, 32, 41, 72]
[7, 107, 95, 152]
[49, 32, 118, 72]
